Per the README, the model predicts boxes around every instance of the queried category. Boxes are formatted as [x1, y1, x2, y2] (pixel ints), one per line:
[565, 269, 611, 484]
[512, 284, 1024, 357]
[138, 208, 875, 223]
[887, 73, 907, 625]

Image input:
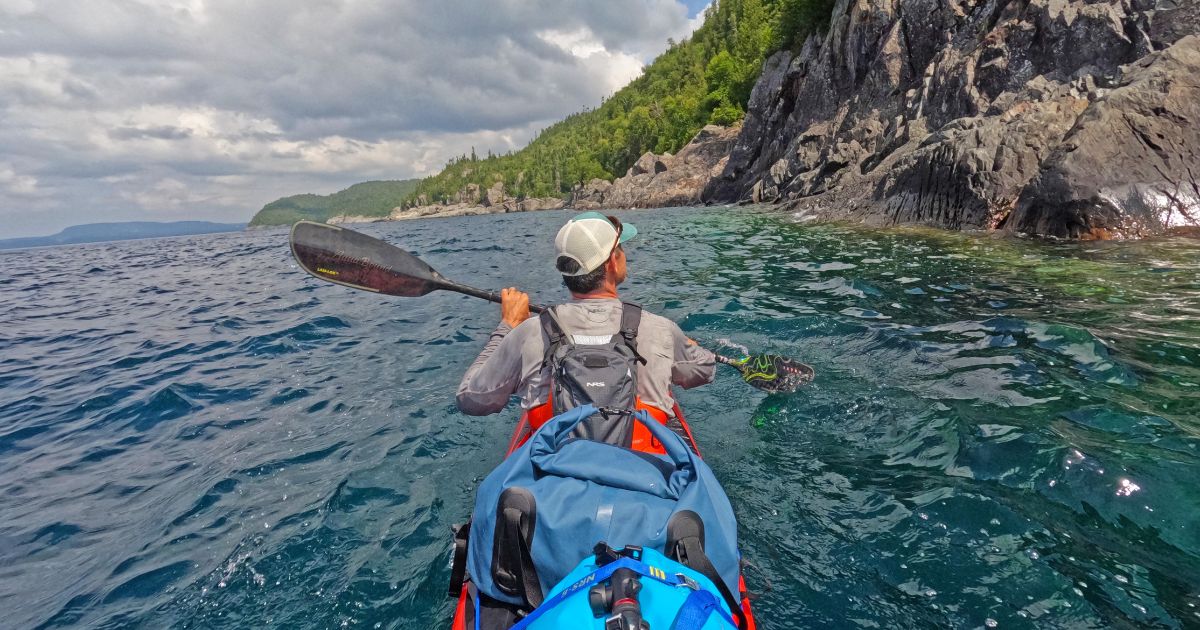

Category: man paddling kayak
[451, 213, 754, 629]
[456, 212, 715, 436]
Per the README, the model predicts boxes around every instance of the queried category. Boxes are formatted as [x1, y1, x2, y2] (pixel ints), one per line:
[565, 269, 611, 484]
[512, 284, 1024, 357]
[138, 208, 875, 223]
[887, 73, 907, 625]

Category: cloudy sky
[0, 0, 709, 238]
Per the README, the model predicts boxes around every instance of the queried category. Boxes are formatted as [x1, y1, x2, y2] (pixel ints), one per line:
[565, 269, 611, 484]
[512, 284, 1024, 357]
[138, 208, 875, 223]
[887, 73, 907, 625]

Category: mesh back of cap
[556, 221, 609, 274]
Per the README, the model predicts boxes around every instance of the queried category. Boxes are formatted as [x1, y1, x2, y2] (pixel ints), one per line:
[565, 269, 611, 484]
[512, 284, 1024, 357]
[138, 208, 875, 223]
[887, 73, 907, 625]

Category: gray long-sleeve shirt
[456, 298, 715, 416]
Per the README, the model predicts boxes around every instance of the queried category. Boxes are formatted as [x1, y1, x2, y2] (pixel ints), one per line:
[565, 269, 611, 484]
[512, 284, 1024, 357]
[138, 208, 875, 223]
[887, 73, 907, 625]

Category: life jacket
[539, 301, 646, 445]
[530, 302, 678, 454]
[452, 404, 747, 628]
[518, 395, 675, 455]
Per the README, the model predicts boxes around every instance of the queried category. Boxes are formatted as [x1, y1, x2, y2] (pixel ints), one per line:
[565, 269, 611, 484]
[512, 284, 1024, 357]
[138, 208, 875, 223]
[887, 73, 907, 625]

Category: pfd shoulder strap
[540, 302, 645, 362]
[538, 306, 569, 368]
[538, 306, 568, 346]
[619, 302, 642, 339]
[619, 302, 647, 365]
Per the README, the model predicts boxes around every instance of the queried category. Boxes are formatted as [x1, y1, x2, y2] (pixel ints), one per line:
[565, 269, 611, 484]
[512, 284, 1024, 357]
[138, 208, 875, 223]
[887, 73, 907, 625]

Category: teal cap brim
[619, 222, 637, 244]
[570, 211, 637, 245]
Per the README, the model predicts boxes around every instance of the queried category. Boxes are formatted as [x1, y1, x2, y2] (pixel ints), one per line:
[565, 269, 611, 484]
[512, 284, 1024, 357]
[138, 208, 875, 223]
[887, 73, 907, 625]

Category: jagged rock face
[576, 125, 739, 209]
[1008, 38, 1200, 237]
[572, 178, 614, 210]
[630, 152, 668, 176]
[517, 197, 566, 212]
[458, 183, 481, 205]
[483, 182, 505, 207]
[706, 0, 1200, 238]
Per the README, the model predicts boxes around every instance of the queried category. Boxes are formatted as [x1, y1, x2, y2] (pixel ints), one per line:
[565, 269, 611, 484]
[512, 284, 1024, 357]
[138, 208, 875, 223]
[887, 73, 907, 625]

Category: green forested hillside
[402, 0, 835, 206]
[249, 179, 420, 227]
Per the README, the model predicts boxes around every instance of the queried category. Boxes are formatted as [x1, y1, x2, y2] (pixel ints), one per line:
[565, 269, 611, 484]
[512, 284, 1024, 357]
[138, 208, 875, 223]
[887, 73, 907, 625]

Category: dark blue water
[2, 207, 1198, 629]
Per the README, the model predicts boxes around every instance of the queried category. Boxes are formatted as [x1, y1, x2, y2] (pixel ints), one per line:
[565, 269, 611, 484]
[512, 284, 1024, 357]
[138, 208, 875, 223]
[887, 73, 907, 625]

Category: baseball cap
[554, 211, 638, 276]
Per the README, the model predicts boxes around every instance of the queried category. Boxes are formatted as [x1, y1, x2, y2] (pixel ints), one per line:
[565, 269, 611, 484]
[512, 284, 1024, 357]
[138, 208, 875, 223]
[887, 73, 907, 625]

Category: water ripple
[1, 211, 1198, 628]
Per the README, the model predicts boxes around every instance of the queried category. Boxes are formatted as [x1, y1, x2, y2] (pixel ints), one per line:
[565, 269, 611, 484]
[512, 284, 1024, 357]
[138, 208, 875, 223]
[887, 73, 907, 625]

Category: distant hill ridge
[248, 180, 421, 227]
[0, 221, 246, 250]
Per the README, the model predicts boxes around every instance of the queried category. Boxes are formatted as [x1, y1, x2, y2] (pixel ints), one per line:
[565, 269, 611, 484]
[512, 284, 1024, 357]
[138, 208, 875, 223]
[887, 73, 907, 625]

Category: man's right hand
[500, 287, 531, 328]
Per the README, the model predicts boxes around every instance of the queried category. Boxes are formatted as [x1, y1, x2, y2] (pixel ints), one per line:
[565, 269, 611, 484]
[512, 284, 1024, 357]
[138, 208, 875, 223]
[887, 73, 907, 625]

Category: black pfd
[539, 302, 646, 447]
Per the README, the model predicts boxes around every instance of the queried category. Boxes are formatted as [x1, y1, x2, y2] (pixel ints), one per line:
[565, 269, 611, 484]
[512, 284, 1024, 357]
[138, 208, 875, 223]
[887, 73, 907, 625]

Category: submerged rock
[705, 0, 1200, 239]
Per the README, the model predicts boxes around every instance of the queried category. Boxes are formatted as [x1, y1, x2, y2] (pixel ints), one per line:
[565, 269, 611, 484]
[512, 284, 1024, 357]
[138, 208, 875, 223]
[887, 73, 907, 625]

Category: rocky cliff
[705, 0, 1200, 239]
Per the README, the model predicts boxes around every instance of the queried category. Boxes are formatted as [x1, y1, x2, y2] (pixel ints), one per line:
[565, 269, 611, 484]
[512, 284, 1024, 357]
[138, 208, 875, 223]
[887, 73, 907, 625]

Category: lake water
[2, 207, 1198, 628]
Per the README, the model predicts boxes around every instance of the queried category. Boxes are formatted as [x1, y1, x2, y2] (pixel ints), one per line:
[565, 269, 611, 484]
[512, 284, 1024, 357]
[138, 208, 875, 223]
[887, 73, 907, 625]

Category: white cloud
[538, 28, 647, 95]
[0, 0, 707, 237]
[0, 162, 40, 196]
[121, 177, 207, 210]
[678, 4, 711, 42]
[540, 28, 610, 58]
[0, 0, 35, 17]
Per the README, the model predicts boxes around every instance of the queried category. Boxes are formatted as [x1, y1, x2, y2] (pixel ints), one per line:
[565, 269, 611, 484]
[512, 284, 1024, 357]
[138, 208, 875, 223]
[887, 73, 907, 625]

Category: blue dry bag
[466, 404, 743, 615]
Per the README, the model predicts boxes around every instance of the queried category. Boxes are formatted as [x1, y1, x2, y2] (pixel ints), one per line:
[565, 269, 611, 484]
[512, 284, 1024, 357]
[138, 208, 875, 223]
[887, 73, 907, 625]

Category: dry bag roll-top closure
[540, 302, 645, 446]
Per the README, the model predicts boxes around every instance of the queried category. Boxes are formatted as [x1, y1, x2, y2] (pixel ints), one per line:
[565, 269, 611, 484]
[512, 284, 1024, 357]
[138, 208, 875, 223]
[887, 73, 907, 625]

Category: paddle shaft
[462, 283, 546, 315]
[441, 280, 547, 312]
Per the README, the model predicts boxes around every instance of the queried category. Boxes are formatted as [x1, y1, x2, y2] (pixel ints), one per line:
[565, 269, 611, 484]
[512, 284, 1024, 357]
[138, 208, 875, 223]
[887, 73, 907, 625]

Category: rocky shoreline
[328, 194, 567, 225]
[328, 125, 740, 225]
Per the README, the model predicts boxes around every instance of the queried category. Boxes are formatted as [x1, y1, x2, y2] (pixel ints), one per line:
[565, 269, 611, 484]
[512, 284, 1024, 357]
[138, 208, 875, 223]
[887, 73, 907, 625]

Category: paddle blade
[289, 221, 447, 297]
[731, 354, 814, 393]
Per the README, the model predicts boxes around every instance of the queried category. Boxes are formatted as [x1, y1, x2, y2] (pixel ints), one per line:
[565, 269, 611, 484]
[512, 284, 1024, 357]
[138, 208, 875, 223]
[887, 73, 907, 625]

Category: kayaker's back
[457, 298, 716, 418]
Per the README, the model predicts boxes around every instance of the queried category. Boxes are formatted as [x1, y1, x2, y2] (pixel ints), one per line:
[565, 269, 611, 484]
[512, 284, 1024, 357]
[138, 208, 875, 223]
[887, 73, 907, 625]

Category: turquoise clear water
[1, 207, 1198, 628]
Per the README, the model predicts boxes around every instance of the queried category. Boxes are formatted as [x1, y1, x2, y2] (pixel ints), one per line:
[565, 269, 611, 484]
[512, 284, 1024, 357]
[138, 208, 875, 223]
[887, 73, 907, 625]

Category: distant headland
[0, 221, 247, 251]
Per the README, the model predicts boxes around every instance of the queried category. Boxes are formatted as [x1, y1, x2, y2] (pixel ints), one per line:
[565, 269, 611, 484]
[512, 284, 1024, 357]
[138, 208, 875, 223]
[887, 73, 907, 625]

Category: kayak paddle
[715, 354, 813, 394]
[289, 220, 813, 393]
[288, 219, 519, 308]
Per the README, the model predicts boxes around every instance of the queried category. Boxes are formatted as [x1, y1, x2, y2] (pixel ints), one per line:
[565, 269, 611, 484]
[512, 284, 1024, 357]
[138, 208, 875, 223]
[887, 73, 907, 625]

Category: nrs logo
[586, 382, 606, 387]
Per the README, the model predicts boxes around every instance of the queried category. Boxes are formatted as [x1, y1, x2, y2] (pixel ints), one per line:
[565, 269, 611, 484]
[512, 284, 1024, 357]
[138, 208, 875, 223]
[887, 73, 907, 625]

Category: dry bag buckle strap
[674, 573, 701, 590]
[447, 522, 470, 598]
[596, 406, 635, 419]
